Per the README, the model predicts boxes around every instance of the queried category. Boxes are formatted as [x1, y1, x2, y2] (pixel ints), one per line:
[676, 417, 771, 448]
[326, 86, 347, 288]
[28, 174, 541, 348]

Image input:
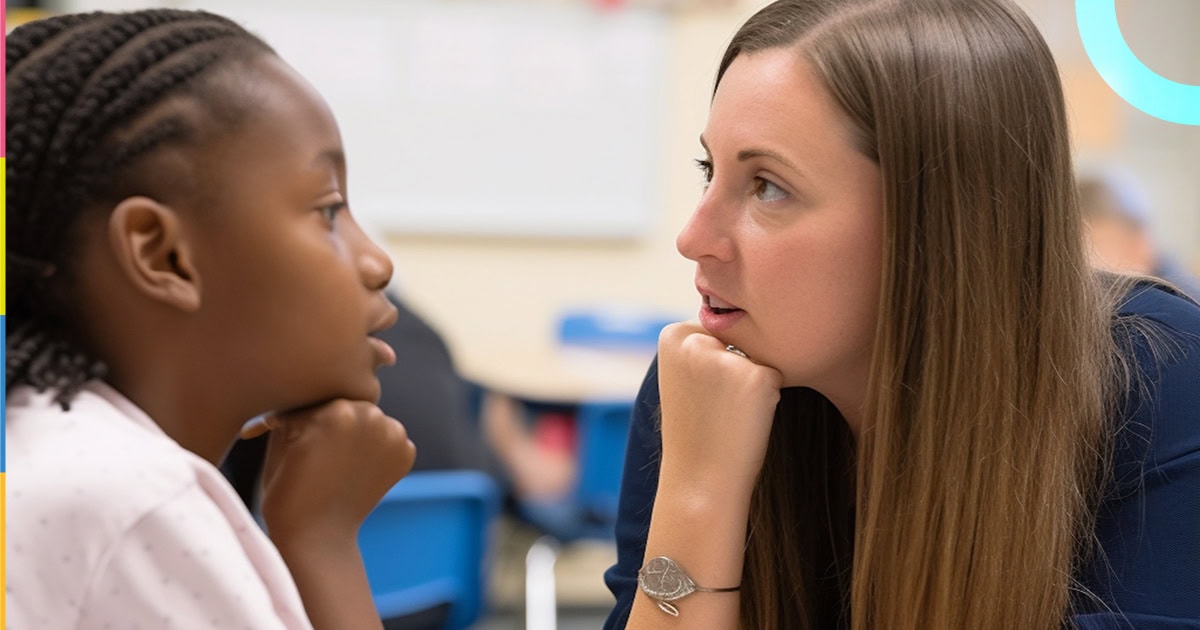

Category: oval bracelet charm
[637, 556, 740, 617]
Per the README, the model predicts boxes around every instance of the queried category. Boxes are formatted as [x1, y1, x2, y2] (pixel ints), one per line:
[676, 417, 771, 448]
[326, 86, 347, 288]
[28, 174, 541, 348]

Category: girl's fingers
[239, 415, 279, 439]
[239, 401, 328, 440]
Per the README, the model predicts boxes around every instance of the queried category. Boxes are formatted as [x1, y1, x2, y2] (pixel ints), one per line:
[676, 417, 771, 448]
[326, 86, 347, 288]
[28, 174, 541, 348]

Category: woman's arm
[618, 323, 782, 629]
[627, 472, 756, 628]
[604, 359, 664, 629]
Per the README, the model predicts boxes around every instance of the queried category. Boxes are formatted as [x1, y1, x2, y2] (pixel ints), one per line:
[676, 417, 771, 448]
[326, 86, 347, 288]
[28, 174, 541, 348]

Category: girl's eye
[694, 158, 713, 184]
[319, 201, 347, 224]
[754, 178, 787, 202]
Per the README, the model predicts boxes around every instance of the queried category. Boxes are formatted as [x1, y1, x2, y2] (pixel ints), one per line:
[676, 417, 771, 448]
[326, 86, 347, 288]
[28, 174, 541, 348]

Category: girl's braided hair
[6, 9, 272, 408]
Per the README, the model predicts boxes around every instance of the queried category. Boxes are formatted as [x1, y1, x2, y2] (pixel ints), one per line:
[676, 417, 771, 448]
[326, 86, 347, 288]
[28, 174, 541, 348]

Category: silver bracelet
[637, 556, 741, 617]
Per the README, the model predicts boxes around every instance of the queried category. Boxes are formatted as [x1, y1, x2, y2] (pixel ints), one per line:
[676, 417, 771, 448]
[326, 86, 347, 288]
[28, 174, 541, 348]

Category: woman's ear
[106, 196, 202, 312]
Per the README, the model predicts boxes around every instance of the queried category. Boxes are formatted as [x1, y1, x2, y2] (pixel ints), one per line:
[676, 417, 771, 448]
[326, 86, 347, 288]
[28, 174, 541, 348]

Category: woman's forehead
[707, 50, 861, 174]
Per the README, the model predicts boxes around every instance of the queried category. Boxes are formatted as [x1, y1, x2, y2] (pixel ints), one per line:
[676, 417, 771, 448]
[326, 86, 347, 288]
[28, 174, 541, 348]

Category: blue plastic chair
[358, 470, 501, 630]
[518, 307, 673, 541]
[518, 400, 634, 542]
[573, 400, 637, 532]
[524, 308, 672, 627]
[519, 399, 636, 630]
[557, 308, 676, 349]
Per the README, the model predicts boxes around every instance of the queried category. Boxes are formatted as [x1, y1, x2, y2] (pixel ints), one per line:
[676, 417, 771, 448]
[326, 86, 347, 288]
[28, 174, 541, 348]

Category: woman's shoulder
[1116, 281, 1200, 335]
[1078, 282, 1200, 623]
[1108, 281, 1200, 482]
[1112, 281, 1200, 397]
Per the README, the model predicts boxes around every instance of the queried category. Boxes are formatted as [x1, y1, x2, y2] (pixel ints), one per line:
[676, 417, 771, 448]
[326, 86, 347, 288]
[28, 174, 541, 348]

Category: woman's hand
[625, 323, 784, 628]
[656, 322, 783, 496]
[244, 399, 417, 545]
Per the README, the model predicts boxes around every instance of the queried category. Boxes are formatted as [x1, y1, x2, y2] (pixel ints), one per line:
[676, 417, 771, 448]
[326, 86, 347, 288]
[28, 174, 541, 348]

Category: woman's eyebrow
[699, 135, 809, 180]
[736, 148, 806, 179]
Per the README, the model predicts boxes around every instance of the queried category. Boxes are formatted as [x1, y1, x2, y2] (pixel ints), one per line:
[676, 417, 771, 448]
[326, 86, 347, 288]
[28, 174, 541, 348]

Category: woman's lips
[699, 294, 745, 333]
[706, 294, 739, 311]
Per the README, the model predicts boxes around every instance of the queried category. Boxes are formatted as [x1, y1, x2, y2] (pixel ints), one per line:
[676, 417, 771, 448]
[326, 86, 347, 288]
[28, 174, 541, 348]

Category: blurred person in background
[1079, 172, 1200, 302]
[225, 289, 576, 508]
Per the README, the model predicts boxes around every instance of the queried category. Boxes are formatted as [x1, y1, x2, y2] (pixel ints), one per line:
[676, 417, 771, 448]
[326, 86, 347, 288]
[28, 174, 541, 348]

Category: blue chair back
[557, 308, 675, 349]
[515, 307, 665, 541]
[574, 400, 635, 525]
[358, 470, 501, 630]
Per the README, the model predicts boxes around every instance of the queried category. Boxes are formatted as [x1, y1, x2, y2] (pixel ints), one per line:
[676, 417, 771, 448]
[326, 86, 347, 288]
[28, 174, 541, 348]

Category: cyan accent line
[1076, 0, 1200, 125]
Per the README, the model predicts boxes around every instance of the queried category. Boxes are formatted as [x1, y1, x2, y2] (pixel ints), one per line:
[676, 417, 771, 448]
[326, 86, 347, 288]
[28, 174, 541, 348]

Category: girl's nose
[357, 230, 394, 291]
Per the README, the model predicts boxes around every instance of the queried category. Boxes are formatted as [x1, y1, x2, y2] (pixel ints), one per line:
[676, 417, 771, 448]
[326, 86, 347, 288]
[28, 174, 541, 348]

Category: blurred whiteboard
[179, 0, 669, 239]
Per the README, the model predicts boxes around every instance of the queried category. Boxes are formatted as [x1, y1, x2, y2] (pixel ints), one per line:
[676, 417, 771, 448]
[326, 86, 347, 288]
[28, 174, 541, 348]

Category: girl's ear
[106, 196, 202, 312]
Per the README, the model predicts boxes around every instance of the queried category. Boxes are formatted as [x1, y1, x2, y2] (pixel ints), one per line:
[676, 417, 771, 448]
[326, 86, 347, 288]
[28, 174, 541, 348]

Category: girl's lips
[369, 336, 397, 367]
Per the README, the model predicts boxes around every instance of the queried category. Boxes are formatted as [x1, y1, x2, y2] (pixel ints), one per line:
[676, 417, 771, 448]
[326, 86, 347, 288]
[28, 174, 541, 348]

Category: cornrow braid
[4, 12, 96, 70]
[5, 9, 273, 408]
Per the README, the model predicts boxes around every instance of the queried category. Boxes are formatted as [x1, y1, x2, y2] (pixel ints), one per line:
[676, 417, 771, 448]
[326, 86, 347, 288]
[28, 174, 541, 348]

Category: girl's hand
[656, 322, 783, 495]
[247, 399, 417, 545]
[242, 401, 413, 630]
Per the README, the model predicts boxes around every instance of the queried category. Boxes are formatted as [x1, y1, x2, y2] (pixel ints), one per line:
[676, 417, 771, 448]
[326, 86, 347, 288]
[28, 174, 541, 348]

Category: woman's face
[677, 47, 884, 413]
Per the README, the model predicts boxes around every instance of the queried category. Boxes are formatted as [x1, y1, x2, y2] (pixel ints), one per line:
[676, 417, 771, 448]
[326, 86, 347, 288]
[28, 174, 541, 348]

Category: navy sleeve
[604, 358, 663, 630]
[1073, 285, 1200, 628]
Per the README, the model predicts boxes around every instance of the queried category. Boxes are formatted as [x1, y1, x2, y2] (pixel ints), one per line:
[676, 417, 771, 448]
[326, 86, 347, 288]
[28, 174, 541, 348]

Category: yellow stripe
[6, 8, 55, 32]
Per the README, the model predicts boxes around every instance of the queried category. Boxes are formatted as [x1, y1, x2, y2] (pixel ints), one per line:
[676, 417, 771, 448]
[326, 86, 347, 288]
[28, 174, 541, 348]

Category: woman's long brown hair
[722, 1, 1120, 627]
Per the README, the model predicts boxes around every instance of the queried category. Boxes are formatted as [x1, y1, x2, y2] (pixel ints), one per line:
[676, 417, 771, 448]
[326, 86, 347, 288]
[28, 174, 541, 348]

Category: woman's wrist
[657, 459, 760, 507]
[645, 478, 753, 589]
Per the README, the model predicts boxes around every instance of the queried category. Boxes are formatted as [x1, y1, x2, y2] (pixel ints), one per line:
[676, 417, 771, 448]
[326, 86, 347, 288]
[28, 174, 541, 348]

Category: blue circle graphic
[1076, 0, 1200, 125]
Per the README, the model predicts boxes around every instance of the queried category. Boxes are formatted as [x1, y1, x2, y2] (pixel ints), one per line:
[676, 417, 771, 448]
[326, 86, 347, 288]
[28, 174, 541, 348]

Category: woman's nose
[676, 191, 735, 263]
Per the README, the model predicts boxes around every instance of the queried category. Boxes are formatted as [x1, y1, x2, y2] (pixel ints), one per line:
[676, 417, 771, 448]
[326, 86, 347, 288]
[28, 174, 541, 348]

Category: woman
[603, 1, 1200, 628]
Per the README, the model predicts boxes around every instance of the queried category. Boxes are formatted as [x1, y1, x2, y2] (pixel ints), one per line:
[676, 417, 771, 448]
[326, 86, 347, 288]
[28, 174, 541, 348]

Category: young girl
[604, 0, 1200, 628]
[6, 10, 417, 628]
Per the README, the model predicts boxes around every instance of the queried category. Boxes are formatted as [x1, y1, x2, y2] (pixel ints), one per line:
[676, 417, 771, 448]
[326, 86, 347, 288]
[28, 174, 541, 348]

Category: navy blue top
[604, 284, 1200, 629]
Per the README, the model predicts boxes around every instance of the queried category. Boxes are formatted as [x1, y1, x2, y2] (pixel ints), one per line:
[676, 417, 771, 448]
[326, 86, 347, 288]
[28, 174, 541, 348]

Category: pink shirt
[5, 381, 313, 629]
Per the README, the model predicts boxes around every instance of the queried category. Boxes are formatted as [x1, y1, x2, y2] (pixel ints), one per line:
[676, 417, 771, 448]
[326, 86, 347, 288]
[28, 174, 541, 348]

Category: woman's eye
[754, 178, 787, 202]
[319, 201, 347, 224]
[694, 158, 713, 184]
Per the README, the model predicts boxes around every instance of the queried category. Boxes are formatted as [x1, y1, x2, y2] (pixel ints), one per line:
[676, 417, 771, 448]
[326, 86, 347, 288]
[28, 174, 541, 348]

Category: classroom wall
[381, 3, 759, 353]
